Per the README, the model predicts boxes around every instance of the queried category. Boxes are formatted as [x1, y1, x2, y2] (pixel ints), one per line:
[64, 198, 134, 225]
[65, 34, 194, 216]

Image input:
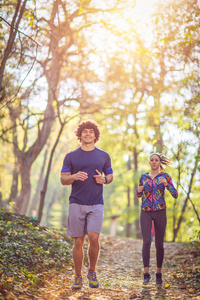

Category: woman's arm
[137, 176, 144, 197]
[164, 175, 178, 199]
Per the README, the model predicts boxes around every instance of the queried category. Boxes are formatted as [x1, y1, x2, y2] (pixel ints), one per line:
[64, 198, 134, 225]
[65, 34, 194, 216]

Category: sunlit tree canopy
[0, 0, 199, 242]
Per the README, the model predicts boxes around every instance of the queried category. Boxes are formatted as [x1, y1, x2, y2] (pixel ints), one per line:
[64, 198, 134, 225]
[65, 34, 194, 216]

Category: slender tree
[1, 0, 125, 215]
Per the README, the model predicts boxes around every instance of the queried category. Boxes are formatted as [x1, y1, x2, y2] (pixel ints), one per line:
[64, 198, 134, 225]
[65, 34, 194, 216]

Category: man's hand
[93, 169, 105, 184]
[60, 171, 88, 185]
[72, 171, 88, 181]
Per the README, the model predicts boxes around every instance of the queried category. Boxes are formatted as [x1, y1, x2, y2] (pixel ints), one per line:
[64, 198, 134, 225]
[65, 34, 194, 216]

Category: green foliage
[0, 0, 199, 243]
[189, 229, 200, 263]
[0, 210, 73, 292]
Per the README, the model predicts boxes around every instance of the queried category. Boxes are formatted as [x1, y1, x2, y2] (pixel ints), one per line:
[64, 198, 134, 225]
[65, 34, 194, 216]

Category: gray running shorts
[66, 203, 104, 237]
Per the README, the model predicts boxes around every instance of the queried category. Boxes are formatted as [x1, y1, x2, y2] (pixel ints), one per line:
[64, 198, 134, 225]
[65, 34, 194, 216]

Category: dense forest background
[0, 0, 199, 242]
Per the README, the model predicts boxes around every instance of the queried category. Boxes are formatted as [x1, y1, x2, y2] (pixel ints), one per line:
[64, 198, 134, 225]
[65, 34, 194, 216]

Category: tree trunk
[110, 216, 119, 236]
[15, 45, 62, 214]
[133, 147, 140, 238]
[172, 144, 182, 238]
[172, 146, 200, 241]
[16, 154, 31, 214]
[38, 123, 65, 223]
[8, 105, 21, 209]
[7, 159, 19, 208]
[28, 146, 48, 217]
[126, 157, 132, 237]
[0, 192, 2, 207]
[126, 186, 131, 237]
[14, 0, 69, 214]
[154, 96, 163, 153]
[152, 52, 165, 153]
[16, 101, 54, 215]
[0, 0, 28, 91]
[46, 190, 57, 227]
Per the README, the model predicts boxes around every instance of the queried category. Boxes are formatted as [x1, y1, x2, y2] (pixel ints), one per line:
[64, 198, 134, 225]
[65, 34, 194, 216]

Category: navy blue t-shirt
[61, 147, 113, 205]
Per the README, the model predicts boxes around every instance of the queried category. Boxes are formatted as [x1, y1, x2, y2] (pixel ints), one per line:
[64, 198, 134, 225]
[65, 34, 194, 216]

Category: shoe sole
[89, 283, 99, 288]
[88, 279, 99, 288]
[87, 276, 99, 288]
[143, 279, 152, 285]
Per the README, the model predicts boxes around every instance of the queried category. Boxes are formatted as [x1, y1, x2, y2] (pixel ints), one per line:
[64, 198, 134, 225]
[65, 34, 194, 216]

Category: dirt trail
[46, 235, 199, 300]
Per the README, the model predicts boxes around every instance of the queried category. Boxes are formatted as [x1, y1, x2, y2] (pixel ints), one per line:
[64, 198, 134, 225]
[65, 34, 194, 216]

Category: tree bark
[38, 123, 65, 223]
[0, 192, 3, 207]
[0, 0, 28, 90]
[126, 186, 131, 237]
[15, 100, 54, 215]
[126, 157, 132, 237]
[7, 105, 21, 208]
[45, 190, 57, 227]
[16, 153, 31, 214]
[15, 25, 64, 214]
[133, 147, 140, 239]
[7, 166, 19, 208]
[28, 146, 49, 217]
[172, 146, 200, 241]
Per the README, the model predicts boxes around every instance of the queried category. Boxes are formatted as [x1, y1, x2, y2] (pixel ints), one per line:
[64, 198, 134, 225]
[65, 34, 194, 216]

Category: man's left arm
[94, 169, 113, 184]
[104, 154, 113, 184]
[104, 173, 113, 184]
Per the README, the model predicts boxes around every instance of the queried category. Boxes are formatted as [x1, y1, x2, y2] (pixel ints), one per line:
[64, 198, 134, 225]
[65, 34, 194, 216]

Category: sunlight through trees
[0, 0, 199, 242]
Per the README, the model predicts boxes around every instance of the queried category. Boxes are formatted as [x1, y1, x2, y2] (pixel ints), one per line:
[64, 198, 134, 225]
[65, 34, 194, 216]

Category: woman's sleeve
[166, 175, 178, 199]
[137, 176, 143, 198]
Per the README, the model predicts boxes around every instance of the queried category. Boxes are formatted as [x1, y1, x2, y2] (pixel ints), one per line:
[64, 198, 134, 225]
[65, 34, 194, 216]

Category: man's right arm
[60, 172, 75, 185]
[60, 171, 88, 185]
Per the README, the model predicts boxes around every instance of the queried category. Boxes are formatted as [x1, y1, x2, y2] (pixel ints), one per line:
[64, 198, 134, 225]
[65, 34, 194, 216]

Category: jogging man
[60, 120, 113, 290]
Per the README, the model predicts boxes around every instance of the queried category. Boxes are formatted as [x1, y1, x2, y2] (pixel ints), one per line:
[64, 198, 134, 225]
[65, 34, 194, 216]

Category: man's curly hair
[74, 120, 100, 143]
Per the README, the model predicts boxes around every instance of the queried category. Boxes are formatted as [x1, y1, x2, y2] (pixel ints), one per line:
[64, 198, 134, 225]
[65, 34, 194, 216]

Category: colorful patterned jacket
[137, 172, 178, 211]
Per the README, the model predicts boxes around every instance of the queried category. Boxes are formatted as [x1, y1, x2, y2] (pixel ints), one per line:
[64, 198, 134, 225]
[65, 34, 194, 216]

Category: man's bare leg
[87, 231, 100, 271]
[73, 236, 85, 276]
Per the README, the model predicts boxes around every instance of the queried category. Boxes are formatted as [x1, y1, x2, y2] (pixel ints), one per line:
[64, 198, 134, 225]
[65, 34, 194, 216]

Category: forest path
[44, 235, 199, 300]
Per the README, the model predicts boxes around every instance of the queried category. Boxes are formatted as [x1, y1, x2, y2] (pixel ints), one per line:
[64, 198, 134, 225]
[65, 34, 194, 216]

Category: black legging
[140, 210, 167, 268]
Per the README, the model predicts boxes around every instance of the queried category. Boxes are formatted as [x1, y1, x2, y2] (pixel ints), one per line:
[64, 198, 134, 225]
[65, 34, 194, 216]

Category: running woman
[137, 153, 178, 285]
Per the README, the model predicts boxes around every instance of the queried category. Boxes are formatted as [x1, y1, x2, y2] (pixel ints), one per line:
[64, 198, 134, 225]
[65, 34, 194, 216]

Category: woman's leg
[153, 210, 167, 270]
[140, 210, 153, 272]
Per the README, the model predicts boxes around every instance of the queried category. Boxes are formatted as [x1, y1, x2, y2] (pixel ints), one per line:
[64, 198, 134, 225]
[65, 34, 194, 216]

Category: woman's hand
[159, 177, 168, 186]
[137, 185, 144, 193]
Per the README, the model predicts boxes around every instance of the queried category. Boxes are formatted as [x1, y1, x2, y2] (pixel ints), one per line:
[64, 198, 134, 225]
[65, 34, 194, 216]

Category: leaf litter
[0, 211, 199, 299]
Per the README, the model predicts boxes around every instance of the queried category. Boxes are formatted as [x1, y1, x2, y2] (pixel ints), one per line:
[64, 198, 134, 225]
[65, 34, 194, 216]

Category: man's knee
[88, 232, 99, 245]
[74, 237, 85, 250]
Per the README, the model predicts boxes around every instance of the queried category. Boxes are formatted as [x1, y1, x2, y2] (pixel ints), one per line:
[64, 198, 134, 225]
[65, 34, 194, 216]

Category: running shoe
[87, 270, 99, 288]
[71, 275, 82, 290]
[156, 272, 163, 284]
[143, 272, 151, 284]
